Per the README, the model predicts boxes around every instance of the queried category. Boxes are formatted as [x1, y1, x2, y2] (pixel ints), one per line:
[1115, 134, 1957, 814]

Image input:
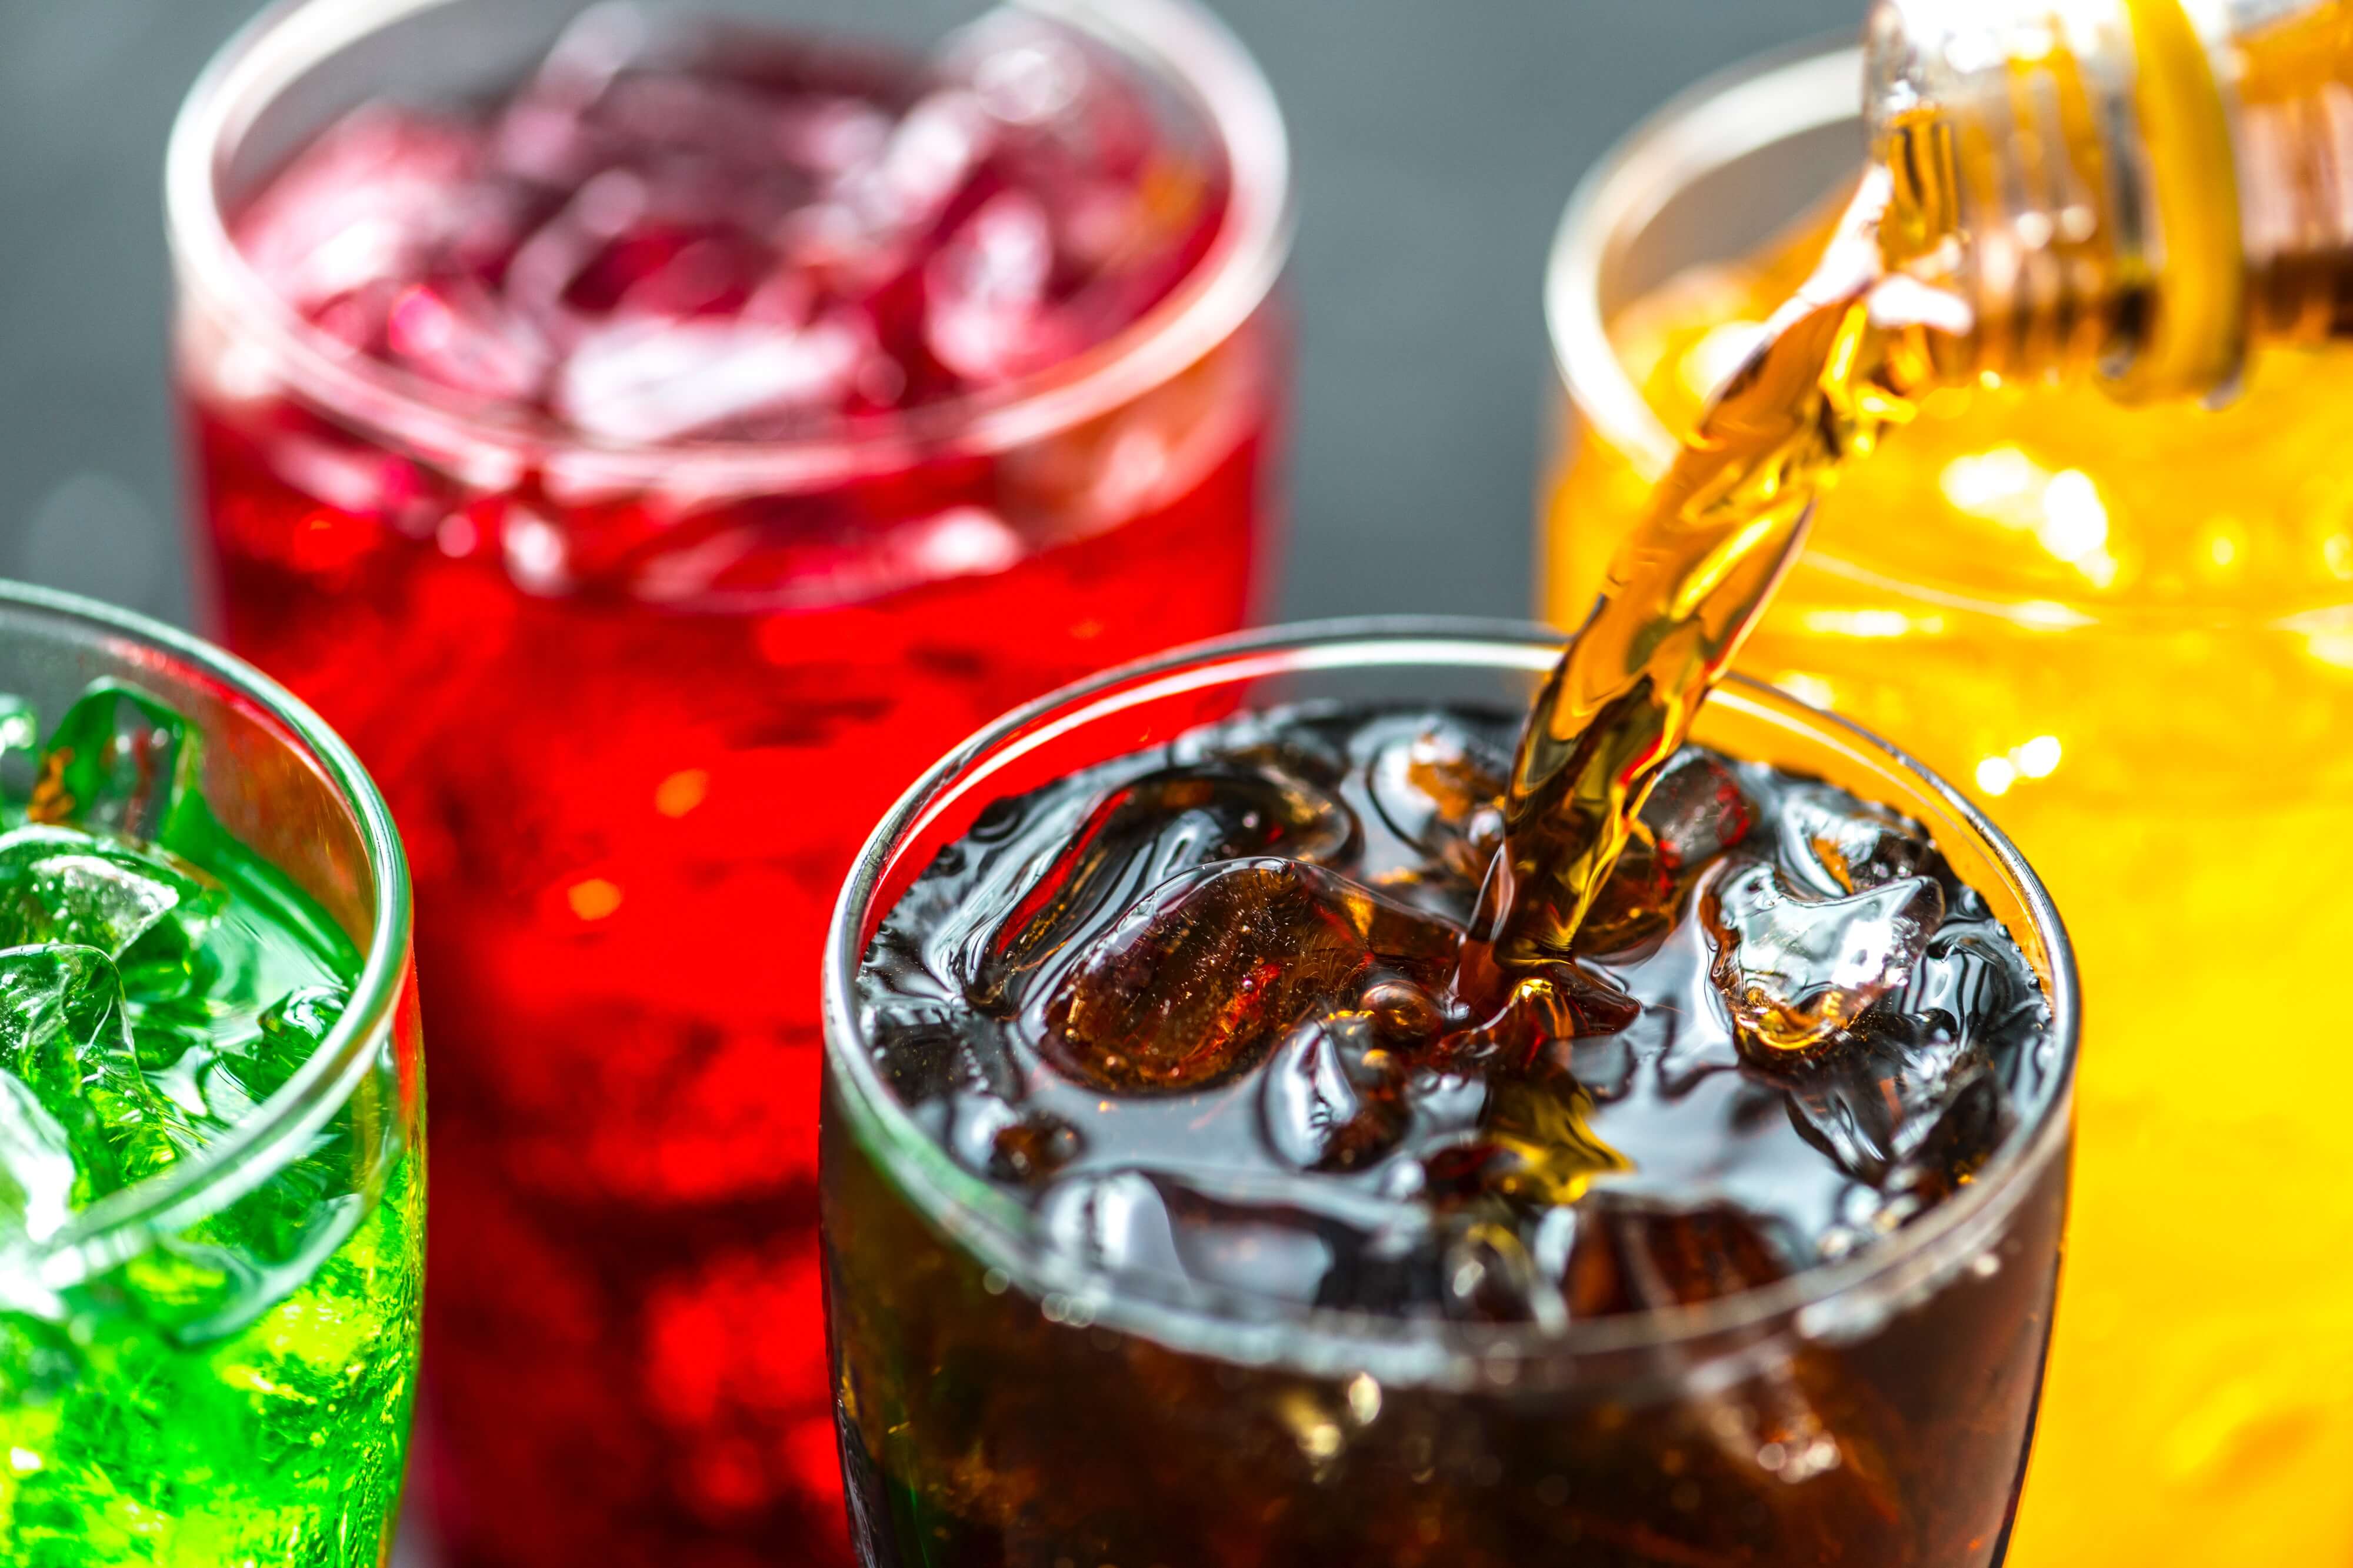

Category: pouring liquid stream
[1475, 171, 1965, 1007]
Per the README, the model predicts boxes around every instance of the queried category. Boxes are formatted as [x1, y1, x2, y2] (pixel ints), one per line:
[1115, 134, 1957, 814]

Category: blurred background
[0, 0, 1854, 629]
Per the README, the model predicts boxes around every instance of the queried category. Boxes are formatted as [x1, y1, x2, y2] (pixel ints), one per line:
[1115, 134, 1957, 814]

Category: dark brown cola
[826, 703, 2068, 1567]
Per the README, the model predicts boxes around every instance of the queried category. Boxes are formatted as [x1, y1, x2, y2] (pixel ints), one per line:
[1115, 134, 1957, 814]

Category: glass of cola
[822, 619, 2080, 1568]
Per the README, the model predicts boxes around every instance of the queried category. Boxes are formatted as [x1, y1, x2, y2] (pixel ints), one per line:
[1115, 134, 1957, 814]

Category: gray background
[0, 0, 1855, 630]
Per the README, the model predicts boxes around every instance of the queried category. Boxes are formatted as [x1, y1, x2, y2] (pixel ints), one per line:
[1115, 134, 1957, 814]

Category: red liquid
[178, 14, 1279, 1565]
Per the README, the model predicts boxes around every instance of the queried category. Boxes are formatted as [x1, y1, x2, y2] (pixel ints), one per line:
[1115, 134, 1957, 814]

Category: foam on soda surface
[856, 703, 2059, 1324]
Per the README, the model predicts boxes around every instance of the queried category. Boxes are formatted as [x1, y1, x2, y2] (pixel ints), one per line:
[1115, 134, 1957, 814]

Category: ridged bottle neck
[1860, 0, 2326, 401]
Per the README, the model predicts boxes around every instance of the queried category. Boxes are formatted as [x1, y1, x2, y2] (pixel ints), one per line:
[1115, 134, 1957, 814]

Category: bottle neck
[1864, 0, 2296, 402]
[2231, 1, 2353, 345]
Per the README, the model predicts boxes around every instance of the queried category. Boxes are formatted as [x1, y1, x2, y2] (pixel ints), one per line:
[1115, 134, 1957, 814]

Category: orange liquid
[1547, 222, 2353, 1565]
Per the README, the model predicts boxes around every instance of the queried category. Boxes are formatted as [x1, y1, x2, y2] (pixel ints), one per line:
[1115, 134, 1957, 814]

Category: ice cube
[255, 423, 446, 544]
[972, 765, 1356, 1007]
[1571, 825, 1677, 954]
[864, 1006, 1019, 1107]
[1038, 1167, 1182, 1278]
[776, 96, 892, 177]
[0, 826, 196, 959]
[532, 2, 654, 111]
[1561, 1197, 1794, 1316]
[938, 11, 1152, 205]
[797, 88, 991, 299]
[1438, 968, 1639, 1073]
[1880, 1070, 2012, 1213]
[942, 8, 1214, 369]
[1899, 920, 2047, 1055]
[29, 684, 201, 849]
[0, 1066, 76, 1240]
[1362, 714, 1509, 884]
[1418, 1065, 1625, 1210]
[1431, 946, 1638, 1083]
[924, 191, 1062, 384]
[594, 70, 799, 170]
[1572, 753, 1755, 954]
[1258, 1012, 1409, 1172]
[485, 4, 646, 179]
[1039, 1169, 1354, 1307]
[1358, 978, 1446, 1049]
[494, 88, 609, 186]
[1706, 862, 1945, 1052]
[1773, 1017, 1946, 1185]
[987, 1110, 1082, 1186]
[1170, 709, 1351, 786]
[556, 213, 772, 319]
[384, 278, 552, 402]
[944, 12, 1093, 130]
[232, 105, 484, 312]
[872, 91, 994, 234]
[1775, 783, 1928, 897]
[555, 312, 867, 441]
[1173, 1180, 1379, 1308]
[0, 945, 183, 1203]
[1441, 1217, 1563, 1328]
[228, 986, 350, 1105]
[502, 169, 654, 329]
[1042, 859, 1458, 1095]
[1642, 750, 1755, 873]
[121, 1182, 370, 1340]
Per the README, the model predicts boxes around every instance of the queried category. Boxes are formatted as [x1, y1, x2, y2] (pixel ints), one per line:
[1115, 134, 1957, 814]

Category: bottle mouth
[1863, 0, 2248, 401]
[821, 617, 2081, 1390]
[0, 581, 412, 1297]
[165, 0, 1295, 496]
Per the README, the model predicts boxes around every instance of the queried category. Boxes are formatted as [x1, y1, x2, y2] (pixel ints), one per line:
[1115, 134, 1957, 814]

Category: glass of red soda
[166, 2, 1289, 1563]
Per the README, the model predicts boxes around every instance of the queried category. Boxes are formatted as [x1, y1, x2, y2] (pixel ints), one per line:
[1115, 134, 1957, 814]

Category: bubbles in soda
[856, 704, 2057, 1324]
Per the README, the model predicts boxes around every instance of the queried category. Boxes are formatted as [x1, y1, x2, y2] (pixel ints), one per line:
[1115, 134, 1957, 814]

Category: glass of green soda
[0, 583, 421, 1566]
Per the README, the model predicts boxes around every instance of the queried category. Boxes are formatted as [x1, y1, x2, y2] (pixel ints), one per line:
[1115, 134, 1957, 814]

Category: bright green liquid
[0, 684, 421, 1566]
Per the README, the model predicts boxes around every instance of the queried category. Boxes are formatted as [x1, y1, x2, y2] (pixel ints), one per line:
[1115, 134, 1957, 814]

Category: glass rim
[0, 582, 412, 1281]
[821, 616, 2081, 1386]
[164, 0, 1294, 494]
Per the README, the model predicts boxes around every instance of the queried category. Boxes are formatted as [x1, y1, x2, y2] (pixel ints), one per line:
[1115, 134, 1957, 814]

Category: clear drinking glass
[1545, 42, 2353, 1566]
[821, 618, 2080, 1568]
[0, 582, 421, 1567]
[167, 1, 1288, 1562]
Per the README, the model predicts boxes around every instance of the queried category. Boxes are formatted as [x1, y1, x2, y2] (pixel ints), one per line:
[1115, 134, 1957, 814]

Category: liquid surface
[187, 8, 1275, 1564]
[231, 6, 1227, 446]
[857, 704, 2055, 1321]
[0, 683, 420, 1566]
